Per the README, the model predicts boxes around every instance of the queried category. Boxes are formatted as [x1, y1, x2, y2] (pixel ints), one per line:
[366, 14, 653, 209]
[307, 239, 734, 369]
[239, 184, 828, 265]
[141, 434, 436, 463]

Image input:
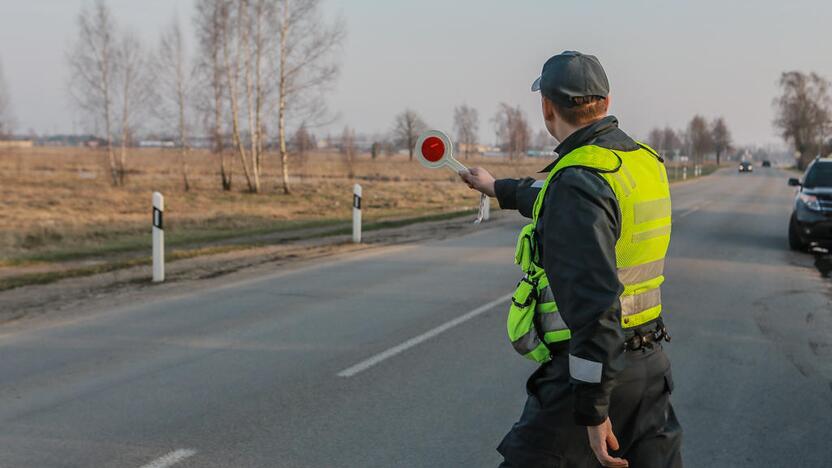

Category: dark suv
[789, 158, 832, 250]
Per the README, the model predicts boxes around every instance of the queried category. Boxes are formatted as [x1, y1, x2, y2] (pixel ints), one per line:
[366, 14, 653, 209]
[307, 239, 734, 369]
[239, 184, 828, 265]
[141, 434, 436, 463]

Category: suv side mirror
[788, 178, 801, 187]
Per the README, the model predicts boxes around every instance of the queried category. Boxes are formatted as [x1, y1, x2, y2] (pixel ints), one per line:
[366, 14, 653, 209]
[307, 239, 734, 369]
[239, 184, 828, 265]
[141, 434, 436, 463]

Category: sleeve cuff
[572, 385, 610, 426]
[494, 179, 518, 210]
[573, 407, 607, 426]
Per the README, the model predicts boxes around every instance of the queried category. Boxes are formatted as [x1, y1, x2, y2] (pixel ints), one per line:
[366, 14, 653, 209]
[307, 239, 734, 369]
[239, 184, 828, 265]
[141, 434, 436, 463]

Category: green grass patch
[0, 208, 478, 291]
[8, 218, 344, 264]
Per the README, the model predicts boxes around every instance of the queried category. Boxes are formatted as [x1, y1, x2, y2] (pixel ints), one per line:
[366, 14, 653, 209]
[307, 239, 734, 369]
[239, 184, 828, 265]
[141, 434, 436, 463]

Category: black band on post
[153, 207, 164, 230]
[353, 194, 361, 210]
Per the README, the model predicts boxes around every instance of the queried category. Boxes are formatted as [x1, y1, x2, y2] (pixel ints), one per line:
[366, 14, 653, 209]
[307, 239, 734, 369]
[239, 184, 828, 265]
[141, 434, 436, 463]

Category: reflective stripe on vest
[621, 288, 661, 317]
[617, 258, 665, 284]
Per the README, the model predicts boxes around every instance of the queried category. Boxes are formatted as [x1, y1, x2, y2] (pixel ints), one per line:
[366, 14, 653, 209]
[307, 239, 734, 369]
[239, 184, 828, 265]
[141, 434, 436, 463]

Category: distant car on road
[762, 160, 772, 168]
[789, 158, 832, 250]
[738, 161, 753, 173]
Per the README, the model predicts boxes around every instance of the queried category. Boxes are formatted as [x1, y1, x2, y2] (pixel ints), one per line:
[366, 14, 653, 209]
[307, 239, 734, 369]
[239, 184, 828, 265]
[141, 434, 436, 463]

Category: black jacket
[494, 116, 641, 426]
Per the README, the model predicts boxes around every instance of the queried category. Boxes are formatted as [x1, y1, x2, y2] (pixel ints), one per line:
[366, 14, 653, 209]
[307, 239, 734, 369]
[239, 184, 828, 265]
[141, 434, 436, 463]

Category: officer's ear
[541, 95, 557, 123]
[603, 94, 612, 114]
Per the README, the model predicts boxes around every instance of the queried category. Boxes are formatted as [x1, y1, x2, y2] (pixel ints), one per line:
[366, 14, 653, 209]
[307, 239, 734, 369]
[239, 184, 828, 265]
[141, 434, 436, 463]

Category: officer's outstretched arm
[493, 177, 541, 219]
[542, 168, 625, 426]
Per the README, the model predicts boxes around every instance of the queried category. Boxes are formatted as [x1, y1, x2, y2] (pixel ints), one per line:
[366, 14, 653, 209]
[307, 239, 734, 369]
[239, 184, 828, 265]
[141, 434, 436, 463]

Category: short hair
[550, 95, 608, 127]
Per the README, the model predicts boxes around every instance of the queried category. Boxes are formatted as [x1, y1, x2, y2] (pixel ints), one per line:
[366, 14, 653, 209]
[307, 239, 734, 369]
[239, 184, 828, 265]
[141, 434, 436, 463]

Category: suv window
[804, 163, 832, 188]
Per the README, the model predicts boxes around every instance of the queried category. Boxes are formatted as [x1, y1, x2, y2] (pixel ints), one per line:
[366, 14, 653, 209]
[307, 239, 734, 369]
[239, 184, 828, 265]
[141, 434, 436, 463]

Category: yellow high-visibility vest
[508, 142, 672, 363]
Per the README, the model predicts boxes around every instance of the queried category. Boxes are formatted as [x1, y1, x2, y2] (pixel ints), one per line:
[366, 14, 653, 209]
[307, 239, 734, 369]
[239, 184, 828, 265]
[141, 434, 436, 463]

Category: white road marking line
[337, 293, 513, 378]
[674, 200, 713, 220]
[674, 208, 699, 220]
[140, 449, 197, 468]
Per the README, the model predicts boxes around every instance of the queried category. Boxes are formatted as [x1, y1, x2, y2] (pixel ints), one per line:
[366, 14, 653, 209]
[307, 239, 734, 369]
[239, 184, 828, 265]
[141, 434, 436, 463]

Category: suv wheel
[789, 214, 807, 251]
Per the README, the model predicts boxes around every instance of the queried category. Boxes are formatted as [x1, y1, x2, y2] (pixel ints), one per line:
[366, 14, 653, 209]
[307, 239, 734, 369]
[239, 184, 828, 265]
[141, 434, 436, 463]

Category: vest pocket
[515, 224, 536, 273]
[508, 277, 546, 360]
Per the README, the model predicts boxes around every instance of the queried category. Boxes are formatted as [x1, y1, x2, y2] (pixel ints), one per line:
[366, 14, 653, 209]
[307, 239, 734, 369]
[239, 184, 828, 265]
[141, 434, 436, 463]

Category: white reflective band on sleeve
[531, 179, 545, 188]
[569, 354, 603, 383]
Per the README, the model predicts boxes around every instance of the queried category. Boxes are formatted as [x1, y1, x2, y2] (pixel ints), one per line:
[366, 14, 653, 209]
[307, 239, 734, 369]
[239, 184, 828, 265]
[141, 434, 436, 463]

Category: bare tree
[773, 71, 832, 169]
[662, 127, 682, 156]
[291, 123, 312, 178]
[686, 115, 713, 164]
[647, 126, 682, 158]
[292, 123, 313, 154]
[340, 125, 356, 179]
[194, 0, 232, 190]
[647, 127, 664, 150]
[67, 0, 120, 185]
[275, 0, 346, 194]
[393, 109, 427, 160]
[156, 18, 192, 191]
[453, 104, 479, 159]
[223, 0, 257, 192]
[493, 103, 531, 159]
[243, 0, 279, 194]
[534, 129, 555, 152]
[0, 58, 14, 138]
[113, 30, 148, 185]
[711, 117, 732, 166]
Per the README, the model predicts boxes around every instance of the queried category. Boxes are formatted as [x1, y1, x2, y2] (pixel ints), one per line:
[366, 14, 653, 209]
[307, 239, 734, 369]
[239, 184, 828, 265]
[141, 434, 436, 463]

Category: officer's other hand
[587, 417, 629, 467]
[458, 167, 496, 198]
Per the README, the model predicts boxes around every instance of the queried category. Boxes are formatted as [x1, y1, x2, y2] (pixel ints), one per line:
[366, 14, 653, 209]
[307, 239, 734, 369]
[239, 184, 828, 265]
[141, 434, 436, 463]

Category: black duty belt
[624, 324, 671, 352]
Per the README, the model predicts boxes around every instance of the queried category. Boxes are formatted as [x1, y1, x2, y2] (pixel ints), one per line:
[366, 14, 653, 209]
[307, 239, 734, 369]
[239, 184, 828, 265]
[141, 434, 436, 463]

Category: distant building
[138, 140, 176, 148]
[38, 134, 106, 147]
[0, 138, 34, 149]
[458, 143, 498, 154]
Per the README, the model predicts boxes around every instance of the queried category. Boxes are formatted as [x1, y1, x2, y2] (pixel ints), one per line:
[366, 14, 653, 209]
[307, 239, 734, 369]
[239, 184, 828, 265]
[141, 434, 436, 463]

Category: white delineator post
[682, 166, 688, 181]
[152, 192, 165, 282]
[353, 184, 362, 243]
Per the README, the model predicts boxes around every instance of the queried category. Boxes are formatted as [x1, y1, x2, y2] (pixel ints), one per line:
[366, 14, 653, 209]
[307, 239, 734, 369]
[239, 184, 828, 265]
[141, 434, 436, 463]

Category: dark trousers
[497, 345, 682, 468]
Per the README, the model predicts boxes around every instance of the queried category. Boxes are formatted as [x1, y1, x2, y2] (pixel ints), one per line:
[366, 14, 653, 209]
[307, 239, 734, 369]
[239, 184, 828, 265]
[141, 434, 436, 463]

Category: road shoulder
[0, 210, 517, 331]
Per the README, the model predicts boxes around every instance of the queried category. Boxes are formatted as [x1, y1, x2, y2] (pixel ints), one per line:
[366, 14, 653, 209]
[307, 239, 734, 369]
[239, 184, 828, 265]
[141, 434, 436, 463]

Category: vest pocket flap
[511, 277, 537, 308]
[514, 224, 536, 272]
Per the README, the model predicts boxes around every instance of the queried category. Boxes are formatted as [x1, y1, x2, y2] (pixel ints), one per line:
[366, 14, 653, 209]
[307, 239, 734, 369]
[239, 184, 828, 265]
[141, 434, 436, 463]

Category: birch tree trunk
[175, 29, 191, 192]
[243, 0, 261, 193]
[278, 1, 290, 194]
[223, 0, 255, 192]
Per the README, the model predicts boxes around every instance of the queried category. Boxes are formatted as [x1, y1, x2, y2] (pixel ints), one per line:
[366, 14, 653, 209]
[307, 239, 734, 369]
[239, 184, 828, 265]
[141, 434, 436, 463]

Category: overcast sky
[1, 0, 832, 146]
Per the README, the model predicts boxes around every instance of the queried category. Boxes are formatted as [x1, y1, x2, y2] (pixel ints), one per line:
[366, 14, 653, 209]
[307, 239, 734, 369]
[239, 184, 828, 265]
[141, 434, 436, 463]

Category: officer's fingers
[595, 450, 628, 467]
[606, 428, 620, 451]
[601, 456, 630, 468]
[601, 456, 629, 468]
[458, 171, 474, 187]
[590, 440, 628, 468]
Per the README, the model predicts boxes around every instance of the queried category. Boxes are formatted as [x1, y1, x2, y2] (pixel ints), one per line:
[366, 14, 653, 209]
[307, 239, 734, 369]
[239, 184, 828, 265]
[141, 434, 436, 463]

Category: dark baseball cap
[531, 51, 609, 107]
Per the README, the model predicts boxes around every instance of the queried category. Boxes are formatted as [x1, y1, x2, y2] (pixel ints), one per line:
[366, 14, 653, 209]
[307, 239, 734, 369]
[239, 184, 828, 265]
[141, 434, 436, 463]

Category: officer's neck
[551, 115, 606, 144]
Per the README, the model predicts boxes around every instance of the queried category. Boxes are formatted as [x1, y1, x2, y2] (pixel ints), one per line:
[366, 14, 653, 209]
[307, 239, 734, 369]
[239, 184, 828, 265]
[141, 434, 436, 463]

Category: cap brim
[531, 76, 541, 92]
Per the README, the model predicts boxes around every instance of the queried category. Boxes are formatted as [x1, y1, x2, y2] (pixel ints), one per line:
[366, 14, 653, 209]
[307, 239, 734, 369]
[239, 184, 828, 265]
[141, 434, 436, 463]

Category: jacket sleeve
[540, 168, 625, 426]
[494, 178, 541, 219]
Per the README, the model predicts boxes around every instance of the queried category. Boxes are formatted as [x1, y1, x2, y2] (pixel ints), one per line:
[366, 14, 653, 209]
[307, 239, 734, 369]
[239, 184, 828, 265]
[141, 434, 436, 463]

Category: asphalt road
[1, 167, 830, 467]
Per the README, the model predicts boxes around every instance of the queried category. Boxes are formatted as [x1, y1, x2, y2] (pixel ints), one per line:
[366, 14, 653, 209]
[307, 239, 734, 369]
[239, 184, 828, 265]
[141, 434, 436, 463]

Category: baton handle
[445, 157, 468, 173]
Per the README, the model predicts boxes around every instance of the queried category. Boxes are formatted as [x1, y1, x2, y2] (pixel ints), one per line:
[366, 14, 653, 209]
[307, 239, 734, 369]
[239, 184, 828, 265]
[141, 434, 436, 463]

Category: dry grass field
[0, 145, 713, 290]
[0, 146, 542, 264]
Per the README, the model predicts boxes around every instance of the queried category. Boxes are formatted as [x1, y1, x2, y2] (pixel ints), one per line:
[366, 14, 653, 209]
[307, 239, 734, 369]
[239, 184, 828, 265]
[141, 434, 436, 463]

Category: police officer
[461, 51, 683, 467]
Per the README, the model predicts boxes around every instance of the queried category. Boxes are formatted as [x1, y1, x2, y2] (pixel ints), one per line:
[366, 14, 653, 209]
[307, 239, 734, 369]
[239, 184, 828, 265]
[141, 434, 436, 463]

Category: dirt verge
[0, 210, 514, 328]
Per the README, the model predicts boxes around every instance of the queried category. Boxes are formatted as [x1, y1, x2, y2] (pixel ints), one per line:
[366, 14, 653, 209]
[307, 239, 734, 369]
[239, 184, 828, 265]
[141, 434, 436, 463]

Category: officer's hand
[587, 418, 629, 467]
[458, 167, 496, 198]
